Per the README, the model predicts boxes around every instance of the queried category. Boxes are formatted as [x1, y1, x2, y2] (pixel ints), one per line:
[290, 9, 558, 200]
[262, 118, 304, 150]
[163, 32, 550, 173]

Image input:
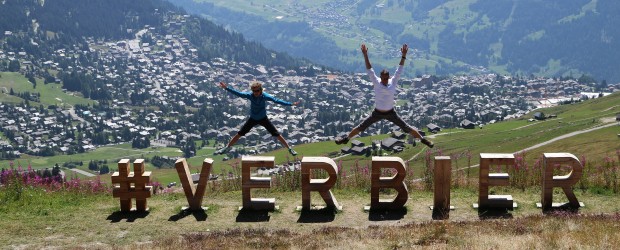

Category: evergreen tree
[8, 60, 20, 72]
[99, 165, 110, 174]
[52, 166, 61, 177]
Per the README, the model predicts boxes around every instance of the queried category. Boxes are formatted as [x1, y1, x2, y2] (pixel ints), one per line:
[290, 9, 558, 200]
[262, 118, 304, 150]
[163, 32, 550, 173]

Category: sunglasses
[252, 88, 262, 93]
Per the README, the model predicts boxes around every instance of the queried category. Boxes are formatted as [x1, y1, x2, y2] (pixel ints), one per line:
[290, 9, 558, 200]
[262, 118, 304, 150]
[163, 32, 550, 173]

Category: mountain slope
[171, 0, 620, 81]
[0, 0, 310, 71]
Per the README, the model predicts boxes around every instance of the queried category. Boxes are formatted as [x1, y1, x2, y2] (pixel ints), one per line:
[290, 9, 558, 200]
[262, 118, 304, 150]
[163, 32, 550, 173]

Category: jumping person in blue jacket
[215, 81, 301, 156]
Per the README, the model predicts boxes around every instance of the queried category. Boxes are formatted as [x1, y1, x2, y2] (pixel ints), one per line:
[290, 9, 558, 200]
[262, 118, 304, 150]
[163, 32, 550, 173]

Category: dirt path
[515, 122, 617, 154]
[69, 168, 96, 177]
[411, 119, 618, 181]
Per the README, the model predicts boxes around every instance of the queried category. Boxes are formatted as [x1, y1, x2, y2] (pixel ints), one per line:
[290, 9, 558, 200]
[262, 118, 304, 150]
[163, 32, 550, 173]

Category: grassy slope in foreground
[1, 188, 620, 248]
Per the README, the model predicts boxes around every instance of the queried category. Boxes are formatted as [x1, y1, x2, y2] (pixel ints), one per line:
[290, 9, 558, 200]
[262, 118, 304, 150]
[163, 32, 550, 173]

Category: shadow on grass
[477, 208, 514, 220]
[168, 209, 208, 222]
[297, 207, 337, 223]
[368, 207, 407, 221]
[542, 205, 581, 215]
[106, 210, 150, 223]
[431, 208, 450, 220]
[236, 208, 270, 222]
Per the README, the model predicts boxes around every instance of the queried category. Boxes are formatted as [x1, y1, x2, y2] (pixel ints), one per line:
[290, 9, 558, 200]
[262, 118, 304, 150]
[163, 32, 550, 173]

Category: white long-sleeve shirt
[367, 65, 404, 111]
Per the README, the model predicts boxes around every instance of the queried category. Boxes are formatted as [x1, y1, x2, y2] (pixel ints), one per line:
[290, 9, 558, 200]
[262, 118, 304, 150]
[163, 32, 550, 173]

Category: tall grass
[0, 164, 113, 211]
[198, 149, 620, 195]
[0, 166, 109, 194]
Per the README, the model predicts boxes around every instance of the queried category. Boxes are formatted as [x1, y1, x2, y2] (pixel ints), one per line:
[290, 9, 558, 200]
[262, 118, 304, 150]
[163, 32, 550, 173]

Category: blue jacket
[225, 86, 292, 120]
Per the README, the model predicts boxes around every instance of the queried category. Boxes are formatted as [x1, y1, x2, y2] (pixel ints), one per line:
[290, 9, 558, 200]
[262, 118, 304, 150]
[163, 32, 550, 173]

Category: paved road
[68, 106, 89, 125]
[68, 168, 96, 177]
[410, 121, 618, 182]
[515, 122, 617, 154]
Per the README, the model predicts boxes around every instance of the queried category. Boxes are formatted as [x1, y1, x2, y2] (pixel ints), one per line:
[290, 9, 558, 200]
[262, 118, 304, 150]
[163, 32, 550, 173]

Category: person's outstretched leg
[386, 110, 434, 148]
[336, 128, 361, 145]
[215, 134, 241, 155]
[215, 118, 257, 155]
[258, 117, 297, 156]
[276, 135, 297, 156]
[336, 111, 378, 145]
[408, 129, 434, 148]
[227, 134, 242, 147]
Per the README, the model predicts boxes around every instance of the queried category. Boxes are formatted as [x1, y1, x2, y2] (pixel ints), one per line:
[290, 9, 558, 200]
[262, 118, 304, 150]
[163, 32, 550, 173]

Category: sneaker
[420, 138, 434, 148]
[288, 148, 298, 156]
[214, 146, 230, 155]
[335, 136, 349, 145]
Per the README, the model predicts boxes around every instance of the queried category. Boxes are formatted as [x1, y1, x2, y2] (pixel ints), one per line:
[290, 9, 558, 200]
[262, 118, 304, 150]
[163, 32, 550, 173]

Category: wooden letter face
[175, 158, 213, 211]
[300, 157, 341, 210]
[241, 156, 276, 210]
[433, 156, 451, 219]
[370, 156, 408, 210]
[541, 153, 583, 210]
[477, 153, 515, 210]
[111, 159, 152, 212]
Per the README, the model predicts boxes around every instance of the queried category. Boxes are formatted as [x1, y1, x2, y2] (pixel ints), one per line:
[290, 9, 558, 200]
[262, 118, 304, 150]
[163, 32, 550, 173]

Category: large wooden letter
[476, 153, 516, 209]
[539, 153, 584, 210]
[175, 158, 213, 211]
[112, 159, 152, 212]
[369, 156, 408, 210]
[300, 157, 342, 210]
[433, 156, 451, 219]
[241, 156, 276, 210]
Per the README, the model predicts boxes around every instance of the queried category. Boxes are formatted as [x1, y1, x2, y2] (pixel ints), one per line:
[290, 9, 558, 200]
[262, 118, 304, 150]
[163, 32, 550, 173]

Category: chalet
[340, 146, 351, 154]
[427, 123, 441, 134]
[460, 119, 475, 129]
[391, 131, 406, 140]
[351, 140, 365, 147]
[534, 112, 546, 121]
[350, 146, 367, 155]
[381, 137, 404, 151]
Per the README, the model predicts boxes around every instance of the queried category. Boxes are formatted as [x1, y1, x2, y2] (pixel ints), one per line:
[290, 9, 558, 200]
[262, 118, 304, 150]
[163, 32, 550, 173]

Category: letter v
[175, 158, 213, 211]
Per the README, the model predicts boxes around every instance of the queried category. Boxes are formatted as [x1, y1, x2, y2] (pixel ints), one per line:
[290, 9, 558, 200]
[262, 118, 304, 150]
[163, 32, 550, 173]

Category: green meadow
[0, 72, 95, 106]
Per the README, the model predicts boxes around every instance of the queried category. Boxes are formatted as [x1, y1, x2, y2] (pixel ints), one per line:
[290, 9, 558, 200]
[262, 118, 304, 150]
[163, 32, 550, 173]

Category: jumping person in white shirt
[335, 43, 434, 148]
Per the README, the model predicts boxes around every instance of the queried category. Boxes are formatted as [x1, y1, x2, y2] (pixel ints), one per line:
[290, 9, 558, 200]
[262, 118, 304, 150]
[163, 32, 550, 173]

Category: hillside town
[1, 13, 618, 161]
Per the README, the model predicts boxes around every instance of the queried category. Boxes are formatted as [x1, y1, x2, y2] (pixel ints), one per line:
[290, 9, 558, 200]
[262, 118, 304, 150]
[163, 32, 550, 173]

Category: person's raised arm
[361, 44, 372, 69]
[263, 92, 295, 106]
[399, 44, 408, 66]
[219, 81, 250, 99]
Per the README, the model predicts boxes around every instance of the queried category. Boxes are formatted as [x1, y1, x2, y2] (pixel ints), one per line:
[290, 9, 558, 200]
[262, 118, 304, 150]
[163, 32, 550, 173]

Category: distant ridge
[170, 0, 620, 82]
[0, 0, 311, 70]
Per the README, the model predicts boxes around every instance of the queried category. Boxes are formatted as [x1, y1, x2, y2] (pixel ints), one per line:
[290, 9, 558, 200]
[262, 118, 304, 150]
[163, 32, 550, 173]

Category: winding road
[408, 119, 618, 182]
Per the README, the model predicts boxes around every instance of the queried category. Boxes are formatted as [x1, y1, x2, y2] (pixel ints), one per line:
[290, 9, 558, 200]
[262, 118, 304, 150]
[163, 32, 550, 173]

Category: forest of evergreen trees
[0, 0, 312, 86]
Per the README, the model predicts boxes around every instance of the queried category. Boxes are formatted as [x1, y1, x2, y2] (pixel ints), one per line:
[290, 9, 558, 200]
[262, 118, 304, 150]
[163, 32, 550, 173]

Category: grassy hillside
[0, 72, 95, 107]
[2, 91, 620, 248]
[174, 0, 620, 81]
[3, 90, 618, 190]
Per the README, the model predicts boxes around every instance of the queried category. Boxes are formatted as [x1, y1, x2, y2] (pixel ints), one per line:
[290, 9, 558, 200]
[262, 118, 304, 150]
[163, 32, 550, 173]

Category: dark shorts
[237, 117, 280, 137]
[355, 109, 413, 133]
